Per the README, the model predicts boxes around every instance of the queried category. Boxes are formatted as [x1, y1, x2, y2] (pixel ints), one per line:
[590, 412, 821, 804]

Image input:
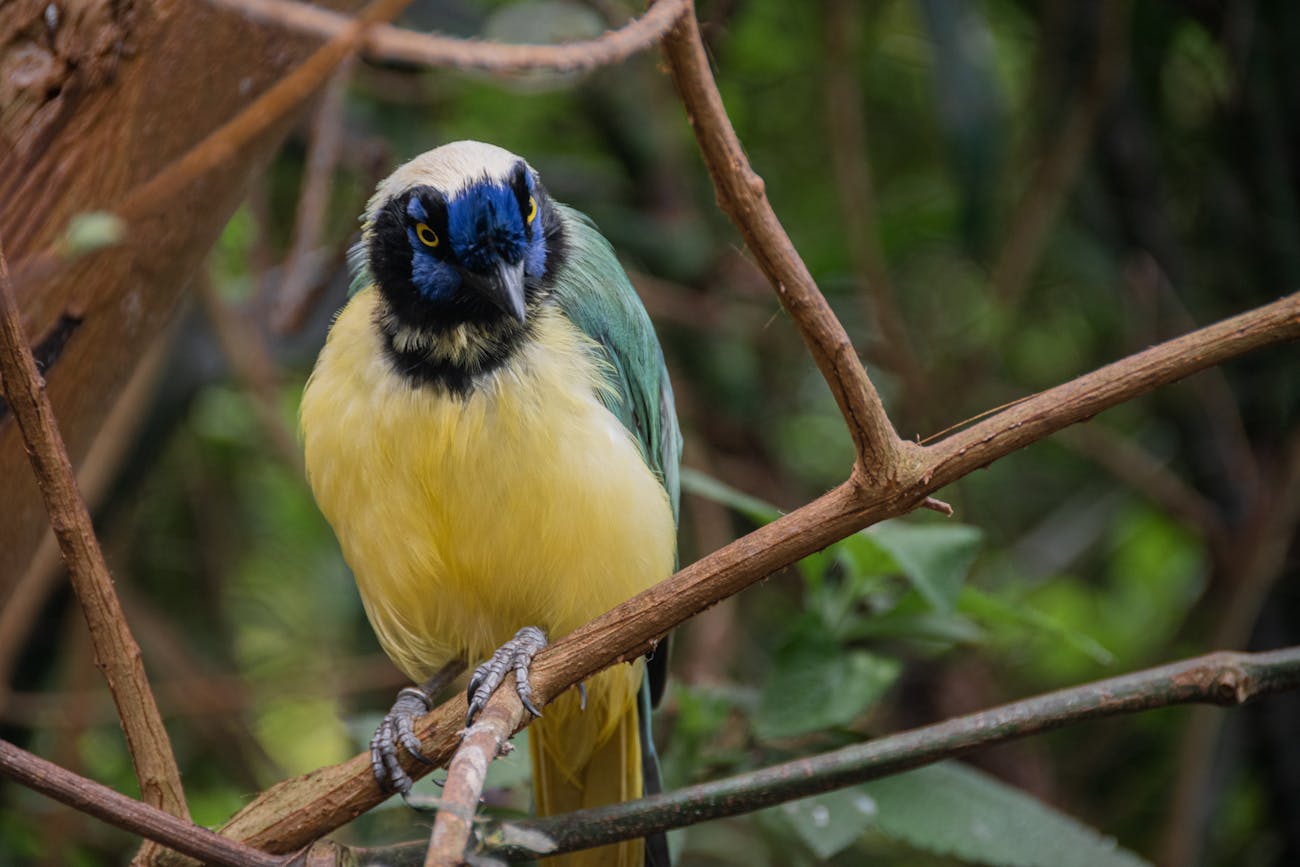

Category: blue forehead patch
[447, 181, 527, 269]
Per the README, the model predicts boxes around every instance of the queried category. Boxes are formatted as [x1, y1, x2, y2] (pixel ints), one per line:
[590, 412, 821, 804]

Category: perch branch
[197, 289, 1299, 857]
[0, 244, 189, 821]
[206, 0, 691, 73]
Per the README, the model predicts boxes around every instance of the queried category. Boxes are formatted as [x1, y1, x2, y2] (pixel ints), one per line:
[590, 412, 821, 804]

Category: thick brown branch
[0, 739, 282, 867]
[661, 2, 901, 477]
[205, 291, 1297, 855]
[207, 0, 690, 73]
[0, 246, 189, 821]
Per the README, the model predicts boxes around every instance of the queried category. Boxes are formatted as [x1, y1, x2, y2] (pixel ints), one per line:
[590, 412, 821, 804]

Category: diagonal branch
[202, 291, 1299, 856]
[423, 690, 522, 867]
[661, 1, 902, 478]
[0, 244, 189, 823]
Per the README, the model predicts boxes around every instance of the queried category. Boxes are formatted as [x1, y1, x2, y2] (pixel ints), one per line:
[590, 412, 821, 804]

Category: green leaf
[775, 785, 882, 860]
[959, 586, 1115, 666]
[861, 762, 1150, 867]
[869, 522, 983, 612]
[755, 637, 900, 740]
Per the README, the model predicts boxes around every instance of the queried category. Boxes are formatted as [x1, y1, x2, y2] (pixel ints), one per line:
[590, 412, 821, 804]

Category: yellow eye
[415, 222, 439, 247]
[526, 195, 538, 224]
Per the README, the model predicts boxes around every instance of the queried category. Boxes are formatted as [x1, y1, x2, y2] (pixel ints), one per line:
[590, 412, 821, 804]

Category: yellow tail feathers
[530, 666, 645, 867]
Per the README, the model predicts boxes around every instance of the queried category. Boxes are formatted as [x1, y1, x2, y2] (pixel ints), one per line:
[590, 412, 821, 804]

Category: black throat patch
[372, 200, 570, 397]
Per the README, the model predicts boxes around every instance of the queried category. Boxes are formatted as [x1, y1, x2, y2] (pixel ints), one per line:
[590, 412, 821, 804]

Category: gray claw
[466, 626, 548, 726]
[370, 686, 434, 794]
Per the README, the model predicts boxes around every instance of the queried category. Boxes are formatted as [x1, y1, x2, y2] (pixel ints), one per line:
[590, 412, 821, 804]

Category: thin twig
[424, 690, 521, 867]
[4, 0, 413, 301]
[0, 739, 283, 867]
[661, 1, 902, 478]
[0, 243, 190, 823]
[205, 0, 691, 74]
[1158, 433, 1300, 867]
[924, 293, 1300, 489]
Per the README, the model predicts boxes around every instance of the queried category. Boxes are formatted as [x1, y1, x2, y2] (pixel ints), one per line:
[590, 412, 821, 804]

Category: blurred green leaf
[774, 785, 882, 860]
[869, 522, 983, 612]
[681, 467, 783, 524]
[861, 762, 1151, 867]
[756, 631, 900, 740]
[959, 586, 1115, 666]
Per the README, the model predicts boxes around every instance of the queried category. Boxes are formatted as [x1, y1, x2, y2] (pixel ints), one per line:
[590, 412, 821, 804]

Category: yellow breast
[300, 288, 676, 684]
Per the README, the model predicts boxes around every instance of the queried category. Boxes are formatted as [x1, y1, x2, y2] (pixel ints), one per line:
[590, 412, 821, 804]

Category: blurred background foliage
[3, 0, 1299, 865]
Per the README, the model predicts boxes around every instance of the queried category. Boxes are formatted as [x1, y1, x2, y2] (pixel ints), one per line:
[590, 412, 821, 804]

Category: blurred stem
[1159, 433, 1300, 867]
[991, 0, 1130, 304]
[272, 58, 354, 335]
[195, 271, 304, 474]
[822, 0, 930, 429]
[1059, 425, 1227, 553]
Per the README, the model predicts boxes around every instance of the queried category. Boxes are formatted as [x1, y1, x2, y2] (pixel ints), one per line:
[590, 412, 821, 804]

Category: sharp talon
[370, 685, 434, 794]
[465, 626, 549, 725]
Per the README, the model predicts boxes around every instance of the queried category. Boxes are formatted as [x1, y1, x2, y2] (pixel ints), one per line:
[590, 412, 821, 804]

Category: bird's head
[361, 141, 560, 333]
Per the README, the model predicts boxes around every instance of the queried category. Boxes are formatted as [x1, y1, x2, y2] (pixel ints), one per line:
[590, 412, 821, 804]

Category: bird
[300, 140, 680, 867]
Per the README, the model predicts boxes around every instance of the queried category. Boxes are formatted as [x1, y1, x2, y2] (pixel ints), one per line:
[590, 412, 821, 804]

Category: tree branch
[424, 690, 522, 867]
[661, 1, 902, 478]
[0, 244, 190, 824]
[207, 0, 691, 74]
[201, 287, 1298, 856]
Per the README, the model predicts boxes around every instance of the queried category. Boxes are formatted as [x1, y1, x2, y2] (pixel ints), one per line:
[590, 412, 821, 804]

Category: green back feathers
[552, 206, 682, 523]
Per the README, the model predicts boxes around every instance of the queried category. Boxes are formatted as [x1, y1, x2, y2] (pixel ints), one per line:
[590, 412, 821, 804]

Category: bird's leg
[466, 626, 548, 725]
[370, 658, 466, 795]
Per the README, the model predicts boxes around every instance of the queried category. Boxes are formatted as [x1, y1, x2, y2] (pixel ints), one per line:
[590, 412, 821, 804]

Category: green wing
[551, 205, 682, 523]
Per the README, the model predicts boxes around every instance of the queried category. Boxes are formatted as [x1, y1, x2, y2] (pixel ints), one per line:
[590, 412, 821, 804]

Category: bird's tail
[530, 664, 660, 866]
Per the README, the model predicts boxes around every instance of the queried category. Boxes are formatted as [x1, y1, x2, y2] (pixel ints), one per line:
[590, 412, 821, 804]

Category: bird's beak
[463, 260, 527, 324]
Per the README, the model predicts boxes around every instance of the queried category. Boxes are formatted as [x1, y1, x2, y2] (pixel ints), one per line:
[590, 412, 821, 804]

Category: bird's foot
[466, 626, 548, 725]
[370, 686, 435, 795]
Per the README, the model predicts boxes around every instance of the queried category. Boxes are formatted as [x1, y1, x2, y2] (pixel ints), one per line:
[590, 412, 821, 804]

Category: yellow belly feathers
[301, 287, 675, 771]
